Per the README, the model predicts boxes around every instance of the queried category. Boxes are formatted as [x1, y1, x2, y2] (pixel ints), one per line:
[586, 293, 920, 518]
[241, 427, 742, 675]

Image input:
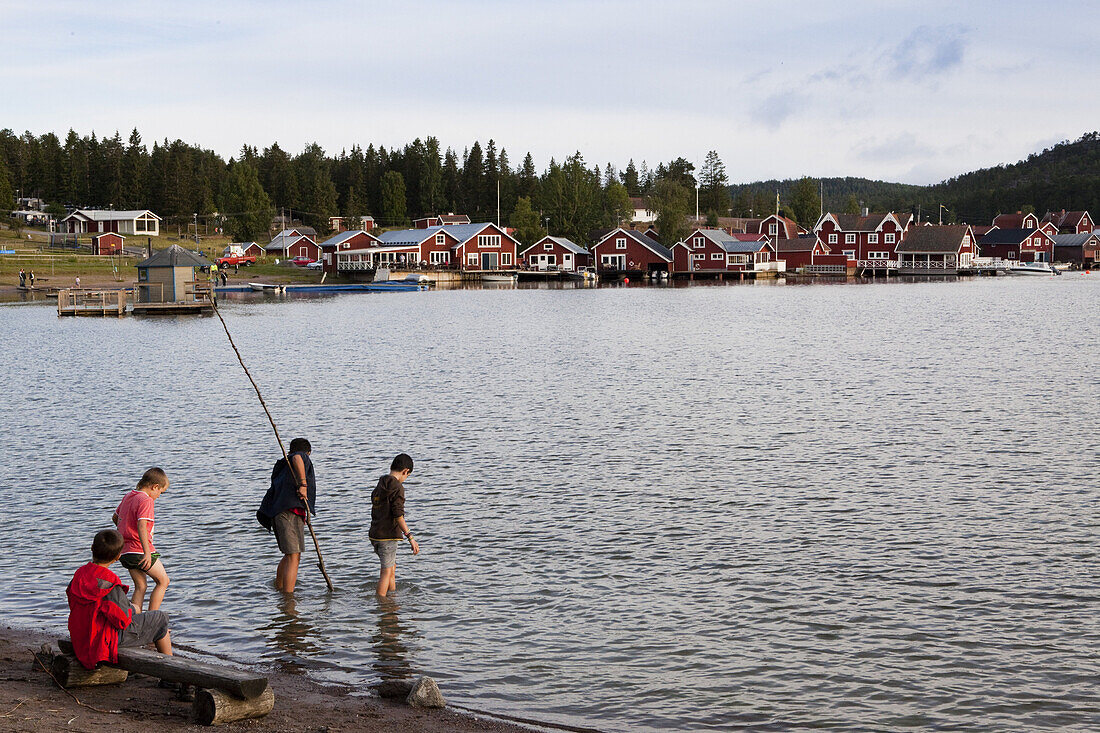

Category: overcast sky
[4, 0, 1098, 185]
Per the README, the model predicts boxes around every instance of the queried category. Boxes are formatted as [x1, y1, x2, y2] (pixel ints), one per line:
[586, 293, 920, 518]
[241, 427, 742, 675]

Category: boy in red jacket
[66, 529, 172, 670]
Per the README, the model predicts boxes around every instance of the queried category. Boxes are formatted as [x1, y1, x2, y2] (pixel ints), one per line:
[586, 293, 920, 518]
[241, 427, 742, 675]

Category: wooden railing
[857, 259, 899, 268]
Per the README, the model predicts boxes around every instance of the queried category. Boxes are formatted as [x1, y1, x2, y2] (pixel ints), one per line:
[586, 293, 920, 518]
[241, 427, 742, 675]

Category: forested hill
[731, 132, 1100, 224]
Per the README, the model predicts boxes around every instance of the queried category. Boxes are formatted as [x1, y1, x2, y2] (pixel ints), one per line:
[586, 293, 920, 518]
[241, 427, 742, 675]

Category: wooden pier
[57, 289, 127, 317]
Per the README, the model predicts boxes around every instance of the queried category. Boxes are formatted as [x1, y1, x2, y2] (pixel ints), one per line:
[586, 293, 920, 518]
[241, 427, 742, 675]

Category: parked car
[305, 260, 323, 270]
[289, 256, 316, 267]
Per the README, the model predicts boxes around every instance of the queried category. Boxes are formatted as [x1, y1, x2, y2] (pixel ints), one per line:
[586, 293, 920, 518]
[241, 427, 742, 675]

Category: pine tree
[604, 180, 633, 227]
[509, 196, 543, 245]
[219, 161, 274, 242]
[698, 151, 730, 215]
[789, 177, 821, 226]
[380, 170, 407, 226]
[621, 159, 639, 195]
[0, 153, 14, 213]
[648, 178, 691, 245]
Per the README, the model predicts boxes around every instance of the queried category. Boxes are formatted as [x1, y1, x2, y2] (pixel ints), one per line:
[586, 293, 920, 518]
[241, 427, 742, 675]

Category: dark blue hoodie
[257, 451, 316, 528]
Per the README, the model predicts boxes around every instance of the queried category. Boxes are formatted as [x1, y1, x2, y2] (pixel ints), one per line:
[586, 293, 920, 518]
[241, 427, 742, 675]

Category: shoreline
[0, 624, 537, 732]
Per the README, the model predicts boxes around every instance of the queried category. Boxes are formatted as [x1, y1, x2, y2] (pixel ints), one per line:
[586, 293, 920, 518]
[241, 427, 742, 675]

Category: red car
[289, 256, 316, 267]
[215, 254, 256, 267]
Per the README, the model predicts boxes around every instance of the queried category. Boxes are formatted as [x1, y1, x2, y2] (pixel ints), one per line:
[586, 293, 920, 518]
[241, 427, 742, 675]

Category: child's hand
[409, 538, 420, 555]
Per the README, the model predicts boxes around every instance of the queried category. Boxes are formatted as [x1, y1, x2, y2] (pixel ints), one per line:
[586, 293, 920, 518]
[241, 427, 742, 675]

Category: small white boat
[481, 273, 518, 283]
[1053, 263, 1072, 271]
[396, 273, 433, 284]
[249, 282, 286, 292]
[1007, 262, 1060, 276]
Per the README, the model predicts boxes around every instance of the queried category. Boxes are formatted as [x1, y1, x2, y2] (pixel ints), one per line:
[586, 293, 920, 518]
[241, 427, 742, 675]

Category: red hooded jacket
[66, 563, 133, 669]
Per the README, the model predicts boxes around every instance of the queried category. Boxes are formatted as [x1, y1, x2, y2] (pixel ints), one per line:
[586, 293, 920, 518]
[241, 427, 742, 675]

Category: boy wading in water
[369, 454, 419, 597]
[113, 468, 171, 612]
[258, 438, 316, 593]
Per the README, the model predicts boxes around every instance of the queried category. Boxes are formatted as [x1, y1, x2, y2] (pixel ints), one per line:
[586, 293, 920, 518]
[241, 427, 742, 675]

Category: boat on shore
[249, 282, 286, 292]
[481, 272, 518, 283]
[1007, 262, 1060, 276]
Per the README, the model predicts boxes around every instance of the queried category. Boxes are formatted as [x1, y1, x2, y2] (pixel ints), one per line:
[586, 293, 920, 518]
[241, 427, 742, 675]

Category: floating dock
[57, 289, 127, 317]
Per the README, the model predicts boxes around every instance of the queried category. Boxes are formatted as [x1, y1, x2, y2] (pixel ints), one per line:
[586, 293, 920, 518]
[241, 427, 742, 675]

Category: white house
[61, 209, 161, 236]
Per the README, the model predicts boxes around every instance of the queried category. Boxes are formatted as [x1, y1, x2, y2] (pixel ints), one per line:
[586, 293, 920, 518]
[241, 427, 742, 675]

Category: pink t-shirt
[115, 490, 156, 555]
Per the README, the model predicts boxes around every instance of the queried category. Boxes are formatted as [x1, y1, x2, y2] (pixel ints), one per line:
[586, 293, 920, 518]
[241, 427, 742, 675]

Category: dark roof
[895, 225, 971, 253]
[137, 244, 212, 268]
[1041, 210, 1089, 228]
[1051, 232, 1098, 246]
[978, 228, 1040, 246]
[773, 236, 817, 253]
[829, 213, 893, 231]
[992, 213, 1034, 228]
[600, 228, 672, 260]
[520, 236, 589, 256]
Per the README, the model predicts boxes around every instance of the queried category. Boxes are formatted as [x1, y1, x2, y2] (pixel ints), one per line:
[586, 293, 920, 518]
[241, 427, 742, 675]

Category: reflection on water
[372, 598, 414, 682]
[1, 275, 1098, 732]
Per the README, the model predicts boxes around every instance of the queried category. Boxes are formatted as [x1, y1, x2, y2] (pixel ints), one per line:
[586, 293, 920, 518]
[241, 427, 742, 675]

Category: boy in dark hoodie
[67, 529, 172, 670]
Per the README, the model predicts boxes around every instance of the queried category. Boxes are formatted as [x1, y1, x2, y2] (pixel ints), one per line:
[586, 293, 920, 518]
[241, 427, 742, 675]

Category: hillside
[732, 132, 1100, 224]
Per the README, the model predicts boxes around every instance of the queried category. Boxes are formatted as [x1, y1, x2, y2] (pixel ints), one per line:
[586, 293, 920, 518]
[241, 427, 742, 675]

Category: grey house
[135, 244, 213, 303]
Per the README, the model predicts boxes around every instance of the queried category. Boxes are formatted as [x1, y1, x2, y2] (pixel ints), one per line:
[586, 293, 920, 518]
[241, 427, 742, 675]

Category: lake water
[1, 276, 1098, 731]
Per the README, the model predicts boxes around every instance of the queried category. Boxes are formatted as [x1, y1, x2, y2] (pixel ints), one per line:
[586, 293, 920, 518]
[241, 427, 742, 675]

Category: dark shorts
[371, 540, 398, 569]
[119, 609, 169, 648]
[274, 510, 305, 555]
[120, 552, 161, 571]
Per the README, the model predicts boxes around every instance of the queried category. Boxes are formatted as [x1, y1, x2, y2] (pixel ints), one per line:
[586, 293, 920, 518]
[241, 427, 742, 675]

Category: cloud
[853, 133, 935, 163]
[890, 25, 969, 79]
[750, 93, 805, 129]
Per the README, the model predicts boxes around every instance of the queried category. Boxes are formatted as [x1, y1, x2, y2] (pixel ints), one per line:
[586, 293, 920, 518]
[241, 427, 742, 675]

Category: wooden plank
[192, 686, 275, 725]
[58, 639, 267, 699]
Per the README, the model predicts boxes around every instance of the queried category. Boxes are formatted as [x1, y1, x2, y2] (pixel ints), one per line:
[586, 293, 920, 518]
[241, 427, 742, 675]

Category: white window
[963, 235, 970, 245]
[828, 233, 838, 244]
[691, 253, 705, 261]
[868, 251, 889, 259]
[430, 251, 450, 264]
[711, 253, 723, 260]
[884, 233, 895, 244]
[843, 250, 855, 258]
[543, 243, 554, 251]
[467, 253, 478, 265]
[868, 233, 878, 244]
[1033, 237, 1042, 245]
[728, 254, 749, 264]
[693, 237, 705, 249]
[615, 238, 627, 250]
[846, 233, 857, 244]
[768, 223, 778, 235]
[478, 234, 501, 247]
[501, 252, 512, 265]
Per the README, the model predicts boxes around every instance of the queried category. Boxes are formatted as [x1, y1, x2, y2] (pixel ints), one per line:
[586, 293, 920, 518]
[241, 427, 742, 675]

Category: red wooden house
[592, 227, 673, 274]
[1041, 210, 1094, 234]
[91, 232, 125, 256]
[445, 222, 520, 271]
[813, 213, 907, 265]
[895, 225, 976, 274]
[413, 214, 471, 229]
[375, 227, 462, 268]
[977, 228, 1055, 262]
[520, 236, 591, 271]
[319, 230, 383, 274]
[992, 212, 1040, 230]
[750, 214, 801, 241]
[671, 228, 776, 274]
[773, 236, 846, 272]
[265, 229, 320, 261]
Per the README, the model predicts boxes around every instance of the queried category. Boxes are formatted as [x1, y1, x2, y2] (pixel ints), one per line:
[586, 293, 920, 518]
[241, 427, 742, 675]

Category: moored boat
[1007, 262, 1060, 276]
[249, 282, 286, 292]
[481, 272, 518, 283]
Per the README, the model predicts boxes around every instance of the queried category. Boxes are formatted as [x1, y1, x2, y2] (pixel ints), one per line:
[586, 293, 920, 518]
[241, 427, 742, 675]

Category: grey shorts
[119, 609, 169, 648]
[371, 540, 398, 569]
[273, 510, 305, 555]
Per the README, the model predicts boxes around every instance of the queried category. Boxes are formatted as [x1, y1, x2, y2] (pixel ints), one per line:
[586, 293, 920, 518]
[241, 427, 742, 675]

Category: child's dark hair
[92, 529, 124, 563]
[137, 467, 168, 489]
[391, 453, 414, 473]
[289, 438, 311, 454]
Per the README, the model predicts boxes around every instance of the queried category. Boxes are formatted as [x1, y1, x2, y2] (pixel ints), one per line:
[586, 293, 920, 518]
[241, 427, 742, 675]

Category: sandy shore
[0, 625, 534, 732]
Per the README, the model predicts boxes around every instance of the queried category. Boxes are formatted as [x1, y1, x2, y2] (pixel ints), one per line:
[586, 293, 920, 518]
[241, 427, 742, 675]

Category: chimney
[861, 206, 869, 216]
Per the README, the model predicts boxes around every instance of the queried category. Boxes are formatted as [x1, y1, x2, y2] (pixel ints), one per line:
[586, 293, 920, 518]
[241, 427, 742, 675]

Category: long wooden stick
[212, 299, 334, 591]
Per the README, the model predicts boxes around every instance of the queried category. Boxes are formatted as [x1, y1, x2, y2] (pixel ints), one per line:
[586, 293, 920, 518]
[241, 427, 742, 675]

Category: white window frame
[828, 233, 837, 244]
[691, 253, 706, 261]
[477, 234, 501, 248]
[501, 252, 512, 265]
[615, 238, 627, 250]
[467, 252, 478, 265]
[884, 233, 895, 244]
[768, 223, 778, 235]
[846, 233, 857, 244]
[843, 249, 855, 258]
[543, 243, 554, 251]
[711, 252, 723, 260]
[435, 233, 446, 245]
[868, 233, 879, 244]
[430, 251, 450, 265]
[693, 236, 705, 249]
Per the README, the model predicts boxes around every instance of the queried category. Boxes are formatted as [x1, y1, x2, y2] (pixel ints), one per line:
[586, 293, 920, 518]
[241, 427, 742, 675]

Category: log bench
[54, 639, 274, 725]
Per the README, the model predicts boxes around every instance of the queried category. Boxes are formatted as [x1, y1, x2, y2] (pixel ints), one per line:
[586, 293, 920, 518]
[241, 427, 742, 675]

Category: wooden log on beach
[58, 639, 268, 699]
[49, 652, 129, 687]
[192, 686, 275, 725]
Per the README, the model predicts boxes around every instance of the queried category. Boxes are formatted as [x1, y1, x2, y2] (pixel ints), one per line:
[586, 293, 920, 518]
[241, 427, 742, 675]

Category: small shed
[135, 244, 213, 303]
[92, 232, 125, 256]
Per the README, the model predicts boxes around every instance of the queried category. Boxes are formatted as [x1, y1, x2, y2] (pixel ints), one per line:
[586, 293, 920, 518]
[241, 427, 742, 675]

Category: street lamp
[544, 216, 550, 234]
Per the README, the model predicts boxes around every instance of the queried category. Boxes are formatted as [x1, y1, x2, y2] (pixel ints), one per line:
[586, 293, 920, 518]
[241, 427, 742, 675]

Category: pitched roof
[978, 228, 1041, 246]
[895, 225, 971, 253]
[439, 214, 470, 224]
[1051, 232, 1099, 246]
[686, 228, 770, 254]
[63, 208, 160, 222]
[137, 244, 211, 268]
[773, 236, 818, 253]
[377, 228, 444, 246]
[1041, 210, 1089, 228]
[319, 230, 380, 248]
[521, 236, 589, 256]
[419, 222, 519, 247]
[829, 213, 894, 231]
[992, 213, 1035, 228]
[266, 229, 315, 251]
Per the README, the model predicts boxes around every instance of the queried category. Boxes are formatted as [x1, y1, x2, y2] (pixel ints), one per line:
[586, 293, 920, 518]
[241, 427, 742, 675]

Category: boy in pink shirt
[112, 468, 171, 612]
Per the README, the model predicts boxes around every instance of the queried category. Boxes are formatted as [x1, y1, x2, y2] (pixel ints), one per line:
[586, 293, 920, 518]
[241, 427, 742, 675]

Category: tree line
[0, 128, 738, 245]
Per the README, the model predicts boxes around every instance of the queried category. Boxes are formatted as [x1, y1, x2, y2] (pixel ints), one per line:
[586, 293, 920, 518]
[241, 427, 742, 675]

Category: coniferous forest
[1, 127, 1098, 244]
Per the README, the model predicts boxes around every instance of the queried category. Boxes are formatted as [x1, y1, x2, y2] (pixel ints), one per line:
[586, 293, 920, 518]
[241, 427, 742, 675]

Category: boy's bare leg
[276, 553, 300, 593]
[145, 560, 170, 611]
[155, 630, 172, 656]
[377, 566, 396, 597]
[128, 568, 148, 612]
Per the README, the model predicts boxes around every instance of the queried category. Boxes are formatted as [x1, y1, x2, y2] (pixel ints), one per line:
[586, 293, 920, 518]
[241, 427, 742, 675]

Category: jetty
[57, 288, 128, 316]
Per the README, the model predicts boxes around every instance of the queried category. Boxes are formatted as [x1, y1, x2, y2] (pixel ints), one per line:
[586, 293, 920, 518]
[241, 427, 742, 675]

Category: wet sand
[0, 625, 534, 732]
